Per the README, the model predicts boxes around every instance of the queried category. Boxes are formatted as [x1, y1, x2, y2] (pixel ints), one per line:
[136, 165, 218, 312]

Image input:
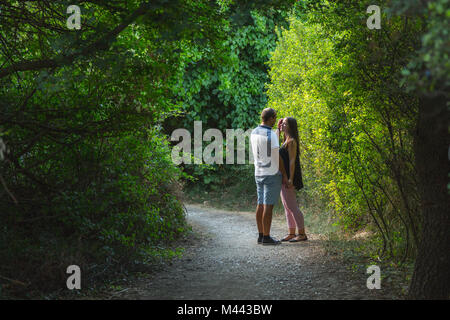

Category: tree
[0, 0, 228, 295]
[268, 0, 449, 298]
[0, 0, 297, 297]
[391, 0, 450, 299]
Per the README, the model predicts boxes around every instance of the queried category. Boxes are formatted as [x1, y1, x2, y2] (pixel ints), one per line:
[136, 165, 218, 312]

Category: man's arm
[276, 119, 283, 139]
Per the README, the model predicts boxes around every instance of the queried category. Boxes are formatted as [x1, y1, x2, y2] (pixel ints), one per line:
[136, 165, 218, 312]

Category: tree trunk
[408, 94, 450, 299]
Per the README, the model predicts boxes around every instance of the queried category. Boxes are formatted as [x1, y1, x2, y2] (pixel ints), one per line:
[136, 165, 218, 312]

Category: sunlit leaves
[266, 4, 421, 260]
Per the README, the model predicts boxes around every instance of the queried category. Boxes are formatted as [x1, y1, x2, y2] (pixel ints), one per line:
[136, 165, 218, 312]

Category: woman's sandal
[289, 234, 308, 242]
[281, 234, 296, 241]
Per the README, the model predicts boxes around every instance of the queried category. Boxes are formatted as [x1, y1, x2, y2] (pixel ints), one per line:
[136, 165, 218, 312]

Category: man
[250, 108, 288, 245]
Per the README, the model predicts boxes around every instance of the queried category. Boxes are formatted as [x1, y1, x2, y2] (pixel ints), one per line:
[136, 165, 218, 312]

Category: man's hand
[277, 118, 283, 130]
[287, 179, 294, 189]
[282, 175, 289, 187]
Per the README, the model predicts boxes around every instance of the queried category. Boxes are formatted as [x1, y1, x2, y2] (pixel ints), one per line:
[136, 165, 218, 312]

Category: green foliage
[184, 163, 257, 212]
[0, 0, 227, 297]
[170, 7, 289, 131]
[166, 6, 289, 188]
[266, 2, 423, 261]
[388, 0, 450, 95]
[0, 0, 297, 298]
[0, 0, 445, 298]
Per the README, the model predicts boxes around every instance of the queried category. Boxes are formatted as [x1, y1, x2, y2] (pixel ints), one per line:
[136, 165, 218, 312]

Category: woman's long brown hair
[283, 117, 300, 159]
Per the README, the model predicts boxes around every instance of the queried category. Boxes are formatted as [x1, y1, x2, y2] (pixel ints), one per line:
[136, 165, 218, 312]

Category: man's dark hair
[261, 108, 276, 122]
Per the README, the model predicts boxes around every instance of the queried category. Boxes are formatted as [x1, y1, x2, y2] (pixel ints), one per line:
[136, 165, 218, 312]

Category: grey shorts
[255, 173, 282, 205]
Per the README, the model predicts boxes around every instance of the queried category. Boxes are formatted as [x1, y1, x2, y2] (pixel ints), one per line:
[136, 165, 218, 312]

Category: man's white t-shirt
[250, 125, 280, 176]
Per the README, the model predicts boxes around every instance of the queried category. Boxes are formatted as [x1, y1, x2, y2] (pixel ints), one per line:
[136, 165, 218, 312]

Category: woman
[277, 117, 307, 242]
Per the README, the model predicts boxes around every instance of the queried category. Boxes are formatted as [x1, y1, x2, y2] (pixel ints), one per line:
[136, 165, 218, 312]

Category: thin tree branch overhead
[0, 1, 152, 79]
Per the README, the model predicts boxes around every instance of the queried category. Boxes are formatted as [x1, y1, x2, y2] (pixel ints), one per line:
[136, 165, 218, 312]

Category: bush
[0, 127, 187, 298]
[266, 9, 420, 262]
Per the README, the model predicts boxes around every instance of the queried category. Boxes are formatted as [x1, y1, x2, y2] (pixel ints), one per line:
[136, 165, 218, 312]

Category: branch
[0, 173, 18, 204]
[0, 2, 152, 79]
[0, 274, 28, 287]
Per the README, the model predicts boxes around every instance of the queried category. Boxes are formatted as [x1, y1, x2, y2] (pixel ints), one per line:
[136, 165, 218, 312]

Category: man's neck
[260, 123, 272, 128]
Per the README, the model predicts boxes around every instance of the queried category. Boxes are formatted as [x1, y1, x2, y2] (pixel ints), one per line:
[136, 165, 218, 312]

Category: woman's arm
[279, 153, 288, 187]
[287, 140, 297, 185]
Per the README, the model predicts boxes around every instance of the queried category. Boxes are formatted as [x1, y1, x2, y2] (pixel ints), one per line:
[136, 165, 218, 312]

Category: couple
[250, 108, 307, 246]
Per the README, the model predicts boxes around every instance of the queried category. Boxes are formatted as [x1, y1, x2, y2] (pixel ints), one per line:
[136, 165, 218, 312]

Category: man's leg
[261, 173, 282, 245]
[255, 176, 265, 243]
[256, 204, 264, 234]
[262, 204, 274, 236]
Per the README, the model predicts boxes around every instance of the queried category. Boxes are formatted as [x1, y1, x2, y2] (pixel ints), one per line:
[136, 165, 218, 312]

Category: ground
[104, 204, 399, 300]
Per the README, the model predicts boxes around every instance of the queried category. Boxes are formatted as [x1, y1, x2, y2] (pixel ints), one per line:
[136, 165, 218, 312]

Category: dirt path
[117, 204, 393, 300]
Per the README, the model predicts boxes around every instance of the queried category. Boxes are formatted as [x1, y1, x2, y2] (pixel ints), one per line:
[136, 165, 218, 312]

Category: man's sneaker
[257, 234, 263, 244]
[262, 236, 281, 246]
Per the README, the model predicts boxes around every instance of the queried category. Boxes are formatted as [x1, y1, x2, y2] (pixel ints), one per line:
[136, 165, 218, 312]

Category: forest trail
[113, 204, 393, 300]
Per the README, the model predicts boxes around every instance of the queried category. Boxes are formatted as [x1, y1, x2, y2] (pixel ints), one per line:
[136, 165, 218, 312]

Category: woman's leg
[280, 185, 296, 240]
[283, 186, 306, 239]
